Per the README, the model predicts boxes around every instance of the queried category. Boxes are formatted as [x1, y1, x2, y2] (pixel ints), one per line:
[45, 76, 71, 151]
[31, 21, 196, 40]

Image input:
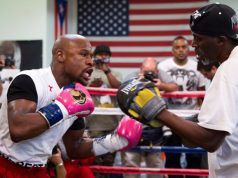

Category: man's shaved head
[52, 34, 88, 55]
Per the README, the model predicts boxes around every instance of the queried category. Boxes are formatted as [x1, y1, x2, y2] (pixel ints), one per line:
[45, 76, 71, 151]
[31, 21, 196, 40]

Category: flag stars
[109, 12, 114, 16]
[109, 19, 113, 24]
[78, 0, 128, 36]
[109, 4, 113, 8]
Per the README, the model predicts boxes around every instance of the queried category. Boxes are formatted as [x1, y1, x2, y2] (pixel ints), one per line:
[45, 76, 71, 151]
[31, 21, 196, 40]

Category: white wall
[210, 0, 238, 12]
[0, 0, 237, 78]
[0, 0, 48, 66]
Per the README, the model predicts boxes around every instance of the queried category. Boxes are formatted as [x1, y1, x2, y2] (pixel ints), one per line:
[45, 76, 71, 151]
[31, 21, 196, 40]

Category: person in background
[197, 60, 220, 81]
[48, 143, 96, 178]
[48, 147, 67, 178]
[0, 53, 19, 108]
[158, 36, 206, 110]
[158, 36, 207, 178]
[121, 57, 177, 178]
[197, 60, 220, 173]
[86, 44, 123, 178]
[126, 57, 178, 92]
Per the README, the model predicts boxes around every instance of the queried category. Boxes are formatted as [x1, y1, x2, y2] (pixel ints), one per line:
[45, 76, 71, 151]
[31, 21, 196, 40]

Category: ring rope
[89, 166, 209, 176]
[130, 146, 206, 154]
[87, 87, 206, 176]
[93, 107, 199, 118]
[87, 87, 205, 98]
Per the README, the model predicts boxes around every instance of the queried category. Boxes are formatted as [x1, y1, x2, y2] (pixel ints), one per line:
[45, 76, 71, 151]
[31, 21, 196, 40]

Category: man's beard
[77, 78, 87, 86]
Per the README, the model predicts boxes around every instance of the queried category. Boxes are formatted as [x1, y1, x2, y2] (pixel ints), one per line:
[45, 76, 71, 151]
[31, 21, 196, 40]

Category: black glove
[140, 126, 164, 146]
[117, 78, 166, 127]
[161, 126, 172, 145]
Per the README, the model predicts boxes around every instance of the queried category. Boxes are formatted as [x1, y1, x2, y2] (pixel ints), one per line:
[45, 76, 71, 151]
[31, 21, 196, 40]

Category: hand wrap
[93, 115, 142, 156]
[38, 83, 94, 127]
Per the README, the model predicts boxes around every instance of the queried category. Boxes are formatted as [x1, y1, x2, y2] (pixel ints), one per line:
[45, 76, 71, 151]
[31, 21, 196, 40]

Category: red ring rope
[87, 87, 205, 98]
[90, 166, 208, 176]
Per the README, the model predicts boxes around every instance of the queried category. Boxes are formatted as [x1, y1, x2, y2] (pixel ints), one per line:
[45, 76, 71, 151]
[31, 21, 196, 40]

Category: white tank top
[0, 67, 77, 165]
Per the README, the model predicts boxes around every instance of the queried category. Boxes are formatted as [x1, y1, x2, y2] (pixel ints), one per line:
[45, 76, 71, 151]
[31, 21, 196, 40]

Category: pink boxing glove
[93, 115, 142, 156]
[38, 83, 94, 127]
[56, 83, 94, 117]
[116, 115, 142, 151]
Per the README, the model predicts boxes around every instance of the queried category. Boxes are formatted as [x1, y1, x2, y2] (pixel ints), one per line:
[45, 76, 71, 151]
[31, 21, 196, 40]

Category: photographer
[86, 45, 122, 178]
[0, 54, 18, 107]
[121, 57, 178, 178]
[88, 45, 121, 89]
[127, 57, 178, 92]
[0, 54, 16, 70]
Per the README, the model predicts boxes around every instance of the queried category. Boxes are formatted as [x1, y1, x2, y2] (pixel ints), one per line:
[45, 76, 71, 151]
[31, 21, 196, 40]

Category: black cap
[94, 45, 111, 56]
[190, 3, 238, 41]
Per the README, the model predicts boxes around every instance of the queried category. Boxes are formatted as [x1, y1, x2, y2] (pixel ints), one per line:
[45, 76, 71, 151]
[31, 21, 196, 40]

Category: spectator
[158, 36, 207, 178]
[121, 57, 177, 178]
[86, 44, 123, 178]
[0, 53, 19, 108]
[127, 57, 178, 92]
[48, 147, 67, 178]
[197, 60, 220, 81]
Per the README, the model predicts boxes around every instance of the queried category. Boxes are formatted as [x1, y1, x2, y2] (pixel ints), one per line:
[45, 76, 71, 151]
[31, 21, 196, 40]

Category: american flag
[55, 0, 68, 40]
[78, 0, 208, 68]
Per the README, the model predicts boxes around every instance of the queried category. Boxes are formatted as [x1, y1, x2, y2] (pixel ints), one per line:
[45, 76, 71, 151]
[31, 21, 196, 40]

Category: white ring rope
[88, 87, 201, 118]
[92, 107, 199, 118]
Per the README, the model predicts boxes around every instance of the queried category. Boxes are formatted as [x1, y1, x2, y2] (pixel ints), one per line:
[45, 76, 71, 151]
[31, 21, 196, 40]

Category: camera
[5, 55, 15, 67]
[144, 71, 158, 82]
[93, 57, 110, 64]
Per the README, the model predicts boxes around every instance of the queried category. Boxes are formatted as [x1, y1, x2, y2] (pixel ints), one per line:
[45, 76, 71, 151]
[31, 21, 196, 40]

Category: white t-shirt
[158, 58, 206, 109]
[198, 46, 238, 178]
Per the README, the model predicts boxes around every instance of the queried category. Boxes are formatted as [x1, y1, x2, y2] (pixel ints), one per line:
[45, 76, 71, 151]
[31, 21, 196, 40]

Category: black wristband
[104, 69, 111, 75]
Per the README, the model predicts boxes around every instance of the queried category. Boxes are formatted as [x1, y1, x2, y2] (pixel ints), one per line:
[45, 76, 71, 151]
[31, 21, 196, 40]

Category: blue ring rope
[130, 146, 206, 154]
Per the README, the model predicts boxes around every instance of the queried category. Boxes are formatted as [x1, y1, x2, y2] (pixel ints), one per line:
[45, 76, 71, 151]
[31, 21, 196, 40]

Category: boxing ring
[87, 87, 208, 177]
